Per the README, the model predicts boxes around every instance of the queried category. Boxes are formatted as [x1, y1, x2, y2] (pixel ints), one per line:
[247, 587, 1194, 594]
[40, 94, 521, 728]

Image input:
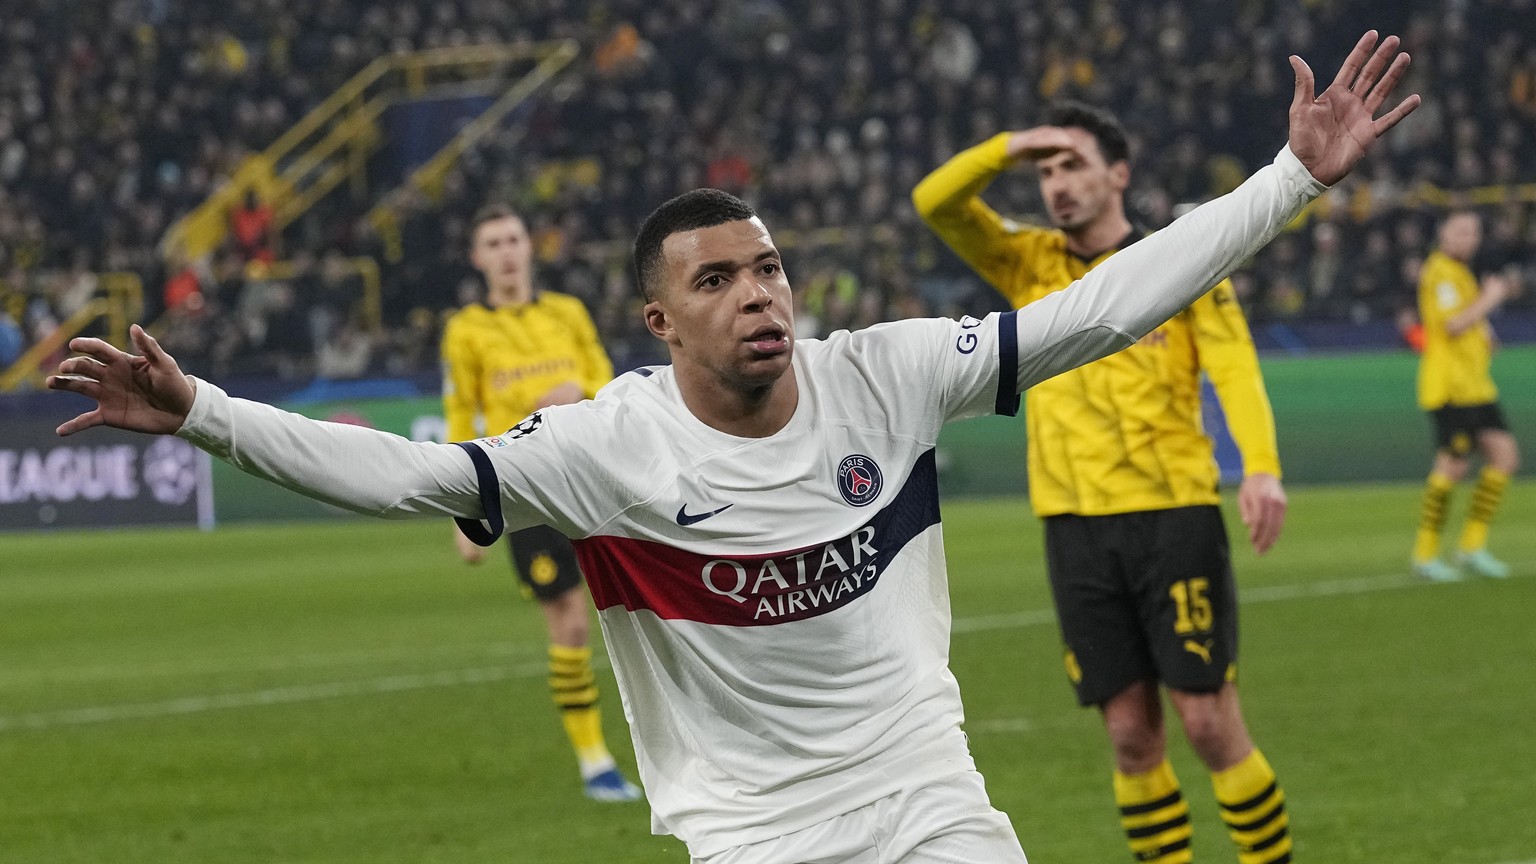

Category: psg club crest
[836, 454, 883, 507]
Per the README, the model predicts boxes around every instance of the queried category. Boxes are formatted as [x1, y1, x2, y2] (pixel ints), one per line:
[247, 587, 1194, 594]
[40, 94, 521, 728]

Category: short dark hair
[1043, 100, 1131, 166]
[469, 203, 522, 245]
[633, 189, 758, 301]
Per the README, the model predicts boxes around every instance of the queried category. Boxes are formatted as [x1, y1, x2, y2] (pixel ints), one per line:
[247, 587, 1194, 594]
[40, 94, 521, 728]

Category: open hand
[1238, 472, 1287, 555]
[1288, 31, 1421, 186]
[46, 324, 196, 437]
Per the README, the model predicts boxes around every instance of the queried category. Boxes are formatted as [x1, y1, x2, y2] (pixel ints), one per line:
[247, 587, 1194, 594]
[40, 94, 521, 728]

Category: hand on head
[1287, 30, 1421, 186]
[46, 324, 196, 437]
[1006, 126, 1079, 162]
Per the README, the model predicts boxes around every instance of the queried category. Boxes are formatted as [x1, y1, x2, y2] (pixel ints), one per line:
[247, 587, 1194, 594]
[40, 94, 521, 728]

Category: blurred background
[1, 0, 1533, 379]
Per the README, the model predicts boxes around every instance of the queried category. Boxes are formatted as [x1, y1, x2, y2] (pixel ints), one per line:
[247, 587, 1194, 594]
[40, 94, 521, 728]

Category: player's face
[1439, 213, 1481, 261]
[645, 218, 794, 391]
[1035, 127, 1128, 233]
[470, 216, 532, 289]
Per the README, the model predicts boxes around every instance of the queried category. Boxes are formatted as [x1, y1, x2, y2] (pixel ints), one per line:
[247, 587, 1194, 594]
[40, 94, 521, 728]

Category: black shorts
[1043, 505, 1239, 706]
[1430, 402, 1508, 456]
[505, 523, 584, 601]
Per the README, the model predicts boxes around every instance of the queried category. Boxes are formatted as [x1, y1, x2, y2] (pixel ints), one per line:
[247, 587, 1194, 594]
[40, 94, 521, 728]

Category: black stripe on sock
[1125, 813, 1190, 839]
[1244, 828, 1291, 854]
[1120, 790, 1184, 816]
[1135, 837, 1191, 861]
[1224, 800, 1285, 832]
[1220, 780, 1278, 813]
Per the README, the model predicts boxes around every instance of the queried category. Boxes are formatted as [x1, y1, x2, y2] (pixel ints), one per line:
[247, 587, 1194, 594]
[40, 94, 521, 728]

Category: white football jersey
[460, 312, 1021, 855]
[173, 146, 1322, 858]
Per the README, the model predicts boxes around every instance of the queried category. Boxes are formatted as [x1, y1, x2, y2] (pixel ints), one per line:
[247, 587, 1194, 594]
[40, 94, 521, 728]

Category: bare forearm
[1013, 146, 1324, 389]
[1445, 295, 1499, 336]
[177, 379, 483, 519]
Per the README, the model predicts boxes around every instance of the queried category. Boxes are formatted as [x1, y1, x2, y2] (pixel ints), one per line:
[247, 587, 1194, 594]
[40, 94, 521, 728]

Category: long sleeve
[1012, 145, 1325, 392]
[1192, 281, 1282, 478]
[912, 133, 1031, 300]
[177, 378, 485, 519]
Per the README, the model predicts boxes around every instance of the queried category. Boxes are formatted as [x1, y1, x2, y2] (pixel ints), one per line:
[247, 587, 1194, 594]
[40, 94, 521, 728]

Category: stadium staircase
[0, 274, 142, 393]
[162, 39, 579, 263]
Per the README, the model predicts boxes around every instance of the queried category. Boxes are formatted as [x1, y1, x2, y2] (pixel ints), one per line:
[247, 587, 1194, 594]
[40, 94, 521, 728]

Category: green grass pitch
[3, 482, 1534, 863]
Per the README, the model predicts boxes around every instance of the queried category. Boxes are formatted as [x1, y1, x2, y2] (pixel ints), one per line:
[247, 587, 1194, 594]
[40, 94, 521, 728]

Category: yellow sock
[1413, 471, 1455, 563]
[1114, 759, 1192, 863]
[1458, 467, 1509, 553]
[1213, 749, 1292, 864]
[548, 644, 613, 777]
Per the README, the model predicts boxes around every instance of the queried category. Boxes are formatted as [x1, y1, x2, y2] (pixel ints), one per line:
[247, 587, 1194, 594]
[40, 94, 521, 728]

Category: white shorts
[691, 771, 1028, 864]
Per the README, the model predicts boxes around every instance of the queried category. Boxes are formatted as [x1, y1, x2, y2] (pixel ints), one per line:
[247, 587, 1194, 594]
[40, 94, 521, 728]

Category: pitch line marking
[0, 659, 598, 733]
[0, 567, 1525, 733]
[2, 638, 543, 686]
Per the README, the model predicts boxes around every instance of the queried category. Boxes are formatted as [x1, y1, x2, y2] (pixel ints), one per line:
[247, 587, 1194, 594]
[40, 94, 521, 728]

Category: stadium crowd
[2, 0, 1535, 380]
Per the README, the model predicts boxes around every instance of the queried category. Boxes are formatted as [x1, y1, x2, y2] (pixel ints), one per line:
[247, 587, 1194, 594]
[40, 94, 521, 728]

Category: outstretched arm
[50, 326, 484, 520]
[1009, 30, 1419, 390]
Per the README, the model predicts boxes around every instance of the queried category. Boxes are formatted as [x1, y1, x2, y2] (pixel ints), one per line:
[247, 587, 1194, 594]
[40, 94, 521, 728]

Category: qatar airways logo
[576, 450, 942, 628]
[700, 526, 881, 621]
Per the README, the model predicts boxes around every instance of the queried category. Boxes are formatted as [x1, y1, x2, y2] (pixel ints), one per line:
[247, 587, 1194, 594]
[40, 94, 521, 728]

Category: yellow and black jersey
[1417, 250, 1497, 411]
[914, 132, 1280, 518]
[441, 291, 613, 443]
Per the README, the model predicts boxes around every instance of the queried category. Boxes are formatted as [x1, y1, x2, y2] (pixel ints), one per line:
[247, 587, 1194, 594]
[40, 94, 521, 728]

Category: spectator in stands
[315, 313, 373, 379]
[229, 189, 275, 264]
[0, 306, 22, 366]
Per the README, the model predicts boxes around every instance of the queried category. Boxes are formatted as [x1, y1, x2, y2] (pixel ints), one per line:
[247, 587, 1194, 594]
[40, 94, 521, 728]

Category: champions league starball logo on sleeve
[507, 411, 543, 439]
[141, 436, 200, 505]
[836, 454, 883, 507]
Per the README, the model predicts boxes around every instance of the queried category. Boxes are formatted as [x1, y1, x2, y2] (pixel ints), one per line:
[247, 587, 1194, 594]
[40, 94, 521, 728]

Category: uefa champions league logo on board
[836, 454, 882, 507]
[142, 437, 199, 505]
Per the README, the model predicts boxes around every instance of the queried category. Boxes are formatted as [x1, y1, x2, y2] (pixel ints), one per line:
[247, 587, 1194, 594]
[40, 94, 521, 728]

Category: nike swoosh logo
[676, 503, 734, 526]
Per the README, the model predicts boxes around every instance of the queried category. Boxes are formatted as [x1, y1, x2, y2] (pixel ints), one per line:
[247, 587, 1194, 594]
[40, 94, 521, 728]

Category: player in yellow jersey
[441, 204, 640, 801]
[1412, 210, 1520, 581]
[916, 103, 1292, 864]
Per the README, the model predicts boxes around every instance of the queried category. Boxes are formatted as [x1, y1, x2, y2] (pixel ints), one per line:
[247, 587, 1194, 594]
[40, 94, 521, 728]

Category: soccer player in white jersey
[48, 33, 1415, 864]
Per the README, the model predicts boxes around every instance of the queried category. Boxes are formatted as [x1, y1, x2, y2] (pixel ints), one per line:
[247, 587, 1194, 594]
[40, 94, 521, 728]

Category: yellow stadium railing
[0, 273, 143, 393]
[1286, 179, 1536, 230]
[367, 39, 580, 262]
[144, 256, 384, 342]
[163, 40, 579, 264]
[255, 256, 383, 334]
